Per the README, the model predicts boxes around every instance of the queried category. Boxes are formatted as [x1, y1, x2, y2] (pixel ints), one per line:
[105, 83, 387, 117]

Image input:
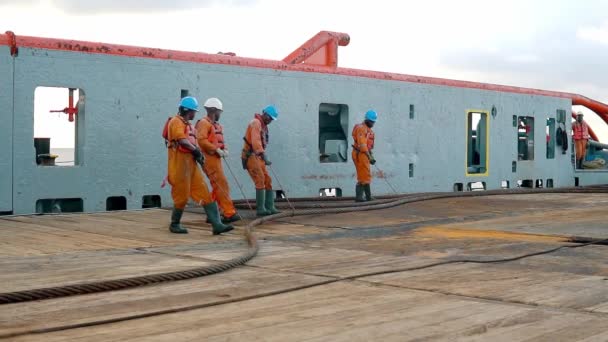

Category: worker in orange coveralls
[194, 98, 240, 223]
[164, 96, 233, 235]
[572, 111, 591, 169]
[241, 105, 280, 216]
[351, 110, 378, 202]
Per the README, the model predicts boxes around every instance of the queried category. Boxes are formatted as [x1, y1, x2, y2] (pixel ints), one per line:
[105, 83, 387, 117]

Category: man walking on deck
[164, 96, 234, 235]
[352, 110, 378, 202]
[241, 105, 280, 216]
[572, 111, 591, 169]
[195, 98, 240, 223]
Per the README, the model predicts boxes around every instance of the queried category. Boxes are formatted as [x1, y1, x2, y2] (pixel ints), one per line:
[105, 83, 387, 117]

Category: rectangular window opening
[142, 195, 162, 209]
[276, 190, 286, 199]
[35, 198, 83, 214]
[453, 183, 463, 192]
[535, 179, 544, 188]
[517, 179, 534, 188]
[34, 86, 84, 167]
[466, 111, 488, 174]
[409, 104, 415, 119]
[546, 118, 556, 159]
[319, 188, 342, 197]
[319, 103, 349, 163]
[575, 177, 580, 187]
[180, 89, 189, 98]
[467, 182, 486, 191]
[512, 115, 517, 127]
[0, 211, 13, 216]
[501, 180, 510, 189]
[512, 161, 517, 173]
[517, 116, 535, 161]
[106, 196, 127, 211]
[546, 179, 554, 188]
[409, 163, 414, 178]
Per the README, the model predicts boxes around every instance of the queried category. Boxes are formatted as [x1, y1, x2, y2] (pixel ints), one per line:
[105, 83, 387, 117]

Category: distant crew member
[195, 98, 240, 223]
[164, 96, 233, 235]
[572, 111, 591, 169]
[241, 105, 280, 216]
[352, 110, 378, 202]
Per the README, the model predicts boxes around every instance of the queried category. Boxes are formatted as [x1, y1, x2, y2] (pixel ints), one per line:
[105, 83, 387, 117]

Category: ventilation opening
[453, 183, 463, 192]
[575, 177, 580, 187]
[467, 182, 486, 191]
[142, 195, 162, 209]
[546, 179, 554, 188]
[517, 179, 534, 188]
[34, 86, 84, 166]
[106, 196, 127, 211]
[319, 188, 342, 197]
[35, 198, 83, 214]
[276, 190, 286, 199]
[518, 116, 535, 161]
[546, 118, 556, 159]
[501, 180, 510, 189]
[0, 211, 12, 216]
[409, 163, 414, 178]
[319, 103, 348, 163]
[466, 111, 488, 174]
[512, 161, 517, 172]
[535, 179, 544, 188]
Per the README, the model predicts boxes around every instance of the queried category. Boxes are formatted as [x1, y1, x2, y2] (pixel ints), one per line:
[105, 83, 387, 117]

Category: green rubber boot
[169, 208, 188, 234]
[265, 189, 281, 215]
[256, 189, 271, 216]
[222, 213, 242, 223]
[363, 183, 375, 202]
[355, 183, 365, 202]
[204, 202, 234, 235]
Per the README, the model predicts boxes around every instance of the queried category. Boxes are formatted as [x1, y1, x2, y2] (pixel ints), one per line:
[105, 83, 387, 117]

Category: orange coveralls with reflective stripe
[167, 115, 212, 209]
[195, 117, 237, 218]
[572, 121, 590, 162]
[351, 123, 375, 185]
[242, 114, 272, 190]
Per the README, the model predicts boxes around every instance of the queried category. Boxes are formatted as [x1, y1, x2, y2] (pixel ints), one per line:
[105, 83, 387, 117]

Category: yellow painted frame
[465, 109, 490, 177]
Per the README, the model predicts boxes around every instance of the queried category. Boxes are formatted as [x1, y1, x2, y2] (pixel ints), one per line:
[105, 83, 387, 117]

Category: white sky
[2, 0, 608, 147]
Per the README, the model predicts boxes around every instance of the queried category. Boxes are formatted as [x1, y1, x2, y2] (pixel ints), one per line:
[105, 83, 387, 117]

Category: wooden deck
[1, 193, 608, 341]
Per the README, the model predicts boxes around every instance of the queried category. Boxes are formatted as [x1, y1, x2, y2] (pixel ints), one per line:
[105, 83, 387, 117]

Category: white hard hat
[577, 111, 584, 116]
[203, 97, 223, 110]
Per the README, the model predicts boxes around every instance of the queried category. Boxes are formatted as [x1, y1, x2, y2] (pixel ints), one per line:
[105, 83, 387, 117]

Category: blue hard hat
[263, 105, 279, 120]
[179, 96, 199, 111]
[365, 110, 378, 122]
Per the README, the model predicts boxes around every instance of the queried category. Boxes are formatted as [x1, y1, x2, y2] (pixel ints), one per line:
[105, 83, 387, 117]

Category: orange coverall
[351, 123, 375, 185]
[167, 115, 212, 209]
[572, 121, 591, 162]
[195, 117, 237, 218]
[242, 114, 272, 190]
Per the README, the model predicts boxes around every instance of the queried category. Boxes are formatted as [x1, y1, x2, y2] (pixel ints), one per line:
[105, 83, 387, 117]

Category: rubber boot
[355, 183, 365, 202]
[265, 189, 281, 215]
[363, 184, 375, 202]
[169, 208, 188, 234]
[256, 189, 271, 216]
[222, 213, 242, 223]
[204, 202, 234, 235]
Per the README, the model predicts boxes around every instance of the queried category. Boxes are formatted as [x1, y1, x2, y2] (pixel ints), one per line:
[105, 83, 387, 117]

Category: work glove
[368, 153, 376, 165]
[216, 148, 229, 158]
[192, 147, 205, 165]
[261, 153, 272, 166]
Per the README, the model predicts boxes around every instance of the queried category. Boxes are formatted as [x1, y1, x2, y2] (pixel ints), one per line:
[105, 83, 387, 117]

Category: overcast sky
[2, 0, 608, 146]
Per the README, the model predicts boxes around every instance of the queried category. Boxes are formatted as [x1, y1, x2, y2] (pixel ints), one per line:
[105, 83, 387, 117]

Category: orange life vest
[352, 123, 375, 151]
[199, 117, 225, 150]
[572, 121, 590, 140]
[162, 115, 197, 153]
